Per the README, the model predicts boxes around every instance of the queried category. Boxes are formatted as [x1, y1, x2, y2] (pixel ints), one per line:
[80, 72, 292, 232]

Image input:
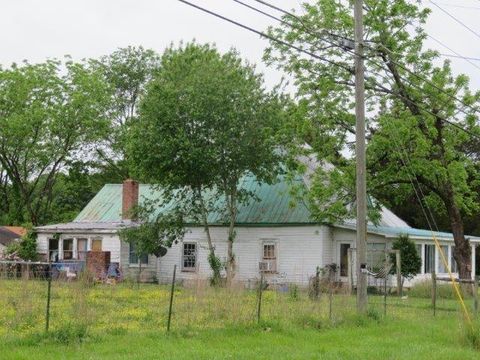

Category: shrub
[4, 227, 38, 261]
[390, 234, 421, 282]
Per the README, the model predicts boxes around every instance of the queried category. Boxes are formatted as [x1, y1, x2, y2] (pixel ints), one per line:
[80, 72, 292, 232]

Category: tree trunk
[225, 190, 237, 287]
[445, 189, 471, 279]
[196, 187, 221, 284]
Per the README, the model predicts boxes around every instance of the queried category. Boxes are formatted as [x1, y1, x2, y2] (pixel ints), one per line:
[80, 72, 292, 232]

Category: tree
[4, 226, 38, 261]
[92, 46, 161, 178]
[0, 60, 110, 225]
[118, 206, 185, 283]
[390, 235, 421, 283]
[265, 0, 480, 278]
[127, 42, 285, 284]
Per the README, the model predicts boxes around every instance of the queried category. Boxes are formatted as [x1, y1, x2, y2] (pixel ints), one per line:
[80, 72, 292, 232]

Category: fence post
[257, 273, 264, 323]
[384, 251, 388, 317]
[347, 248, 354, 295]
[45, 264, 52, 332]
[395, 250, 402, 297]
[314, 266, 320, 300]
[432, 271, 437, 317]
[167, 264, 177, 332]
[328, 283, 333, 321]
[474, 275, 479, 316]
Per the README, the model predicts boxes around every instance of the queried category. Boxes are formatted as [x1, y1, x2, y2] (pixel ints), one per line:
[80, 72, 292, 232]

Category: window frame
[424, 244, 436, 274]
[48, 238, 59, 262]
[182, 242, 197, 272]
[129, 243, 149, 267]
[260, 240, 278, 273]
[62, 238, 74, 260]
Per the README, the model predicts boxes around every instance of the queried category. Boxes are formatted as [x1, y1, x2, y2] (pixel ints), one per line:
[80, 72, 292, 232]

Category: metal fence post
[257, 273, 264, 323]
[167, 264, 177, 332]
[329, 282, 333, 321]
[473, 275, 479, 316]
[384, 251, 388, 317]
[432, 271, 437, 317]
[395, 250, 402, 297]
[45, 264, 52, 332]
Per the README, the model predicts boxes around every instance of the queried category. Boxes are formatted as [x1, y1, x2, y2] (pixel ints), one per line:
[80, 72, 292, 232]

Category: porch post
[73, 237, 78, 259]
[59, 237, 64, 260]
[472, 244, 476, 279]
[420, 244, 425, 275]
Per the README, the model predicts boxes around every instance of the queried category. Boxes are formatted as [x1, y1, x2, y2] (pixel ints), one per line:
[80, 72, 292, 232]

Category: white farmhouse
[35, 176, 480, 285]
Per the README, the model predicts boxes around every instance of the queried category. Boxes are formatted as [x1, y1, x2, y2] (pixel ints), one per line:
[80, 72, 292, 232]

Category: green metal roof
[74, 175, 314, 225]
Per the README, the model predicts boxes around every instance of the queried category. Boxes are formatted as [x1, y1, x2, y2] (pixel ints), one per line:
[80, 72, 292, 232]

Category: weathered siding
[119, 241, 157, 282]
[157, 226, 331, 286]
[36, 232, 121, 262]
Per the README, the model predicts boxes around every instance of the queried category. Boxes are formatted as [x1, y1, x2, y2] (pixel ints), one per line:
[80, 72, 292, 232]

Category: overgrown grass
[1, 278, 479, 359]
[408, 280, 458, 299]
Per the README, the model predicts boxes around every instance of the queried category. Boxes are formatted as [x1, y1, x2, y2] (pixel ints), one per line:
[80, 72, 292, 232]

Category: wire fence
[0, 261, 478, 341]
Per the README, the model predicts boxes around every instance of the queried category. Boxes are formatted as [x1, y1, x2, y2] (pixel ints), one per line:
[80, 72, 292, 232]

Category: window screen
[438, 245, 448, 273]
[424, 244, 435, 273]
[263, 244, 276, 259]
[182, 243, 197, 270]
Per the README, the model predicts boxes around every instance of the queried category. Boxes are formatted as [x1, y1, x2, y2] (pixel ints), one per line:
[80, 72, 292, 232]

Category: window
[77, 238, 88, 260]
[92, 238, 102, 252]
[182, 243, 197, 271]
[48, 238, 59, 262]
[367, 243, 386, 271]
[450, 246, 457, 273]
[438, 245, 448, 273]
[260, 243, 277, 273]
[129, 243, 148, 265]
[425, 244, 435, 273]
[63, 239, 74, 260]
[340, 243, 350, 277]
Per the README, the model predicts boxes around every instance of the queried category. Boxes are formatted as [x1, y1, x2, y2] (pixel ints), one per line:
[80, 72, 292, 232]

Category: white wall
[157, 225, 331, 285]
[37, 232, 121, 262]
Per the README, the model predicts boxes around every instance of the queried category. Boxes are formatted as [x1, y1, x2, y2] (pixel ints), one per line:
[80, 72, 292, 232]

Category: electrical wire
[231, 0, 480, 139]
[249, 0, 480, 117]
[429, 0, 480, 40]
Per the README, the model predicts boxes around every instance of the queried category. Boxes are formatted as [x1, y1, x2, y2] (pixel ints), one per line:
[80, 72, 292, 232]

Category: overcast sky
[1, 0, 480, 91]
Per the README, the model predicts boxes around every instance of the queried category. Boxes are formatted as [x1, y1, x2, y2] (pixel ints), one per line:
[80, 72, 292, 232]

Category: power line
[429, 0, 480, 40]
[177, 0, 352, 74]
[179, 0, 480, 140]
[427, 33, 480, 71]
[431, 2, 480, 10]
[440, 53, 480, 62]
[242, 0, 480, 126]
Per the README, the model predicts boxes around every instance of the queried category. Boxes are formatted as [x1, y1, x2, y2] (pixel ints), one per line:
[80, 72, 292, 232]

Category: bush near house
[4, 227, 38, 261]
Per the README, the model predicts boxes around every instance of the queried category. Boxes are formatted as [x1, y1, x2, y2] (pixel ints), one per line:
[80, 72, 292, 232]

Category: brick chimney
[122, 179, 139, 220]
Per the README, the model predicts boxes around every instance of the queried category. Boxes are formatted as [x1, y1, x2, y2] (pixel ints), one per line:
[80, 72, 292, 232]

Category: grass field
[1, 278, 479, 359]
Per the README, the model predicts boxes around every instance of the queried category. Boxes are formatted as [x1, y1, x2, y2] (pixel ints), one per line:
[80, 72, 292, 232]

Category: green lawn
[1, 279, 479, 359]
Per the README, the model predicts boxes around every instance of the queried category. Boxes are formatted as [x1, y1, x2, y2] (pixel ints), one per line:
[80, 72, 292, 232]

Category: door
[340, 243, 351, 277]
[92, 238, 102, 252]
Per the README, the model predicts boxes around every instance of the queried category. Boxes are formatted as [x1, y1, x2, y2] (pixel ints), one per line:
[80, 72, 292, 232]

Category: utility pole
[354, 0, 367, 313]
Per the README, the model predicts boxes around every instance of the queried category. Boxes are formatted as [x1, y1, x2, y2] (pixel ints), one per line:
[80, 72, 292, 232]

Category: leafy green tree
[265, 0, 480, 278]
[118, 206, 185, 282]
[128, 43, 285, 284]
[0, 59, 110, 225]
[92, 46, 161, 177]
[390, 235, 421, 283]
[5, 226, 38, 261]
